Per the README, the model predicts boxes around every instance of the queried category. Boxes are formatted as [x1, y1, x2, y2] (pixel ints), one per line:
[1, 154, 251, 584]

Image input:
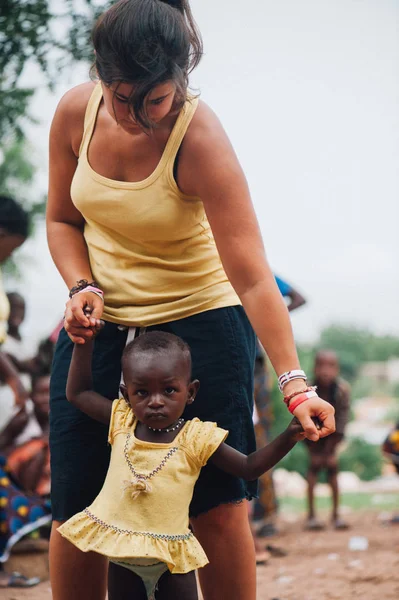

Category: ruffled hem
[58, 511, 208, 574]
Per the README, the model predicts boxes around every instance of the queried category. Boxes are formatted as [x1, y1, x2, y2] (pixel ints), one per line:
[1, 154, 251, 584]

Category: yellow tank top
[71, 84, 240, 327]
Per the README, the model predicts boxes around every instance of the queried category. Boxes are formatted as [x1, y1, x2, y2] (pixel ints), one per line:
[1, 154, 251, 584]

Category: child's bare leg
[157, 570, 198, 600]
[326, 455, 339, 520]
[108, 562, 147, 600]
[50, 522, 107, 600]
[305, 456, 324, 530]
[191, 501, 256, 600]
[307, 459, 319, 519]
[326, 454, 348, 529]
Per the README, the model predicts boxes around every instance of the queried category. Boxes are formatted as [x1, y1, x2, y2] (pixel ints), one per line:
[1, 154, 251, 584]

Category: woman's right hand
[64, 292, 104, 344]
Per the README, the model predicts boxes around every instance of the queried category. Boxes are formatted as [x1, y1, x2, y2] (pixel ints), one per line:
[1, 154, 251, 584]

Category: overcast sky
[10, 0, 399, 345]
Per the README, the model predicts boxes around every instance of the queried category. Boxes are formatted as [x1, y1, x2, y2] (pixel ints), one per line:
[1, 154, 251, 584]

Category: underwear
[109, 557, 169, 600]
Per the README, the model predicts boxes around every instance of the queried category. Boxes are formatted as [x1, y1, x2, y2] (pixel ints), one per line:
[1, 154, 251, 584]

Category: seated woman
[5, 372, 51, 497]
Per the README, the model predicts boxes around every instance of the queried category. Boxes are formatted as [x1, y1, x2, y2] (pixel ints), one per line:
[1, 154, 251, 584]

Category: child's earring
[187, 379, 200, 405]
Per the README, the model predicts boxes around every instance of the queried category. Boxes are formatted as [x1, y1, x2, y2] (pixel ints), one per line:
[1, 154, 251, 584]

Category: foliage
[0, 0, 111, 146]
[318, 325, 399, 380]
[0, 0, 111, 240]
[0, 139, 46, 221]
[339, 438, 383, 481]
[276, 437, 383, 482]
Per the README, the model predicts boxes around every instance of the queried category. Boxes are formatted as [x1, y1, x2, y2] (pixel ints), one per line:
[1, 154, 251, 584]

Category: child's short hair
[122, 331, 192, 376]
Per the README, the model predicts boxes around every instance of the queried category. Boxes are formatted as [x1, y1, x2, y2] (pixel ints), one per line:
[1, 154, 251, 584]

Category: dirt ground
[2, 511, 398, 600]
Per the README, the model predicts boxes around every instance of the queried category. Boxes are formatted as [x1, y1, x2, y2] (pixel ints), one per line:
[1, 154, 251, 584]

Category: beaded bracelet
[69, 280, 102, 299]
[283, 386, 317, 406]
[278, 369, 307, 393]
[288, 391, 318, 414]
[74, 285, 104, 301]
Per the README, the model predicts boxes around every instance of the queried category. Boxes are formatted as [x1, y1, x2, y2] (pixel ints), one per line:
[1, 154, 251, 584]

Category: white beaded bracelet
[278, 369, 307, 393]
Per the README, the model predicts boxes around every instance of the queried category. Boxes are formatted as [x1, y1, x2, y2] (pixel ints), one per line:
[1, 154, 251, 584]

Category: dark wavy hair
[92, 0, 203, 128]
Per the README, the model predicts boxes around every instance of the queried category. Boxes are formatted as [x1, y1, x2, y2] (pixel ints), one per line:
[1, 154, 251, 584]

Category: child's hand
[287, 416, 322, 442]
[83, 307, 105, 338]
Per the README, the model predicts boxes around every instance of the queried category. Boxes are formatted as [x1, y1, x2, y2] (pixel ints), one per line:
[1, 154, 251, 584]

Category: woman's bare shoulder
[177, 98, 242, 197]
[51, 82, 97, 155]
[188, 99, 225, 140]
[184, 99, 235, 158]
[56, 81, 97, 117]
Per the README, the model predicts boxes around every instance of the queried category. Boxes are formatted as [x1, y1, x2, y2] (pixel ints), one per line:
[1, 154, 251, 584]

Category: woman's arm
[178, 102, 335, 441]
[66, 340, 112, 425]
[210, 419, 304, 480]
[47, 83, 104, 343]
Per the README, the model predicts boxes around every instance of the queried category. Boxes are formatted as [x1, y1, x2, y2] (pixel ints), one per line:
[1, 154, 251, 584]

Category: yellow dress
[58, 399, 228, 574]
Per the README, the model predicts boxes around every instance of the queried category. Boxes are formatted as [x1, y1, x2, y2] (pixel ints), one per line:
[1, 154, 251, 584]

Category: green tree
[0, 1, 111, 142]
[0, 0, 111, 227]
[318, 325, 399, 381]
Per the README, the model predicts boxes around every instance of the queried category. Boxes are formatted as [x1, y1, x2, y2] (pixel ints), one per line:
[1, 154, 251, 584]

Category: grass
[279, 491, 399, 513]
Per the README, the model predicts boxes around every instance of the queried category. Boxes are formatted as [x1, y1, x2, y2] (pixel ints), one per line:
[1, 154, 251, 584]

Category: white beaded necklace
[147, 418, 185, 433]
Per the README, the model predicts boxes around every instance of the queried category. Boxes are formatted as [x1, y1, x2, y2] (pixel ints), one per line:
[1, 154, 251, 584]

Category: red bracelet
[288, 391, 318, 414]
[283, 386, 317, 406]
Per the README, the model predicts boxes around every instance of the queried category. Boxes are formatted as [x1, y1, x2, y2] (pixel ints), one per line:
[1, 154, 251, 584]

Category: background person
[304, 350, 350, 531]
[253, 276, 307, 539]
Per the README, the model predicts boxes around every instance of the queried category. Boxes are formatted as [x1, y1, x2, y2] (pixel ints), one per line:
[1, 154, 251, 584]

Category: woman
[47, 2, 335, 599]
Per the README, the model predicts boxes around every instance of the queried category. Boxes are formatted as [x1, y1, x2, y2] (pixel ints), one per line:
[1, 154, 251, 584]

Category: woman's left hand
[290, 396, 336, 442]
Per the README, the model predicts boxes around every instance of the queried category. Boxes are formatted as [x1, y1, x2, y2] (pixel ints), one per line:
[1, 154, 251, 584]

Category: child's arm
[66, 340, 112, 425]
[210, 418, 305, 480]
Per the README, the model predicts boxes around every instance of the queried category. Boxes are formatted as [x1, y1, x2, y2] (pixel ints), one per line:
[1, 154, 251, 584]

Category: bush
[276, 438, 382, 482]
[278, 441, 309, 478]
[339, 438, 382, 481]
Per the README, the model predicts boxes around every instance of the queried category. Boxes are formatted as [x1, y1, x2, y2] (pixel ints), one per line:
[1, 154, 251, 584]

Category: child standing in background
[305, 350, 350, 531]
[59, 331, 305, 600]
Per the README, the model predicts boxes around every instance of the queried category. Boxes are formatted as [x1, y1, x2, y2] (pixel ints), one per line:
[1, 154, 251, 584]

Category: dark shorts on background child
[50, 306, 257, 521]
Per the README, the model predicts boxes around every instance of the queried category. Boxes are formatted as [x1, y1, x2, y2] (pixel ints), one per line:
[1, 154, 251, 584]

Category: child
[59, 330, 305, 600]
[304, 350, 350, 531]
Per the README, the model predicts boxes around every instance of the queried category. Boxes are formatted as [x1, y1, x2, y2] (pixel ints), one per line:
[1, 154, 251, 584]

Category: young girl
[59, 330, 305, 600]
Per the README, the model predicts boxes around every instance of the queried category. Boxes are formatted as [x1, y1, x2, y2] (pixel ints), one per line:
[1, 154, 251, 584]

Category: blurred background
[0, 1, 398, 599]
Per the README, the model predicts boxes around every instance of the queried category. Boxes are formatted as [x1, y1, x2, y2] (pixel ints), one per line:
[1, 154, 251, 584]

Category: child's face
[121, 350, 198, 429]
[314, 352, 339, 386]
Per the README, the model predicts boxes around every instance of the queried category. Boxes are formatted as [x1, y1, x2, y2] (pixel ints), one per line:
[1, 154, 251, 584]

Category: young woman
[47, 2, 335, 599]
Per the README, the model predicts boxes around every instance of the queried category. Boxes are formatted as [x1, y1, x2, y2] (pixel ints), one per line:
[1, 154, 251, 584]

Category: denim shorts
[50, 305, 257, 520]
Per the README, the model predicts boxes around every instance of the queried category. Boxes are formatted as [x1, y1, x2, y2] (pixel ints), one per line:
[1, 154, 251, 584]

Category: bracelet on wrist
[283, 386, 317, 406]
[278, 369, 307, 393]
[75, 285, 104, 301]
[288, 390, 318, 414]
[69, 280, 103, 299]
